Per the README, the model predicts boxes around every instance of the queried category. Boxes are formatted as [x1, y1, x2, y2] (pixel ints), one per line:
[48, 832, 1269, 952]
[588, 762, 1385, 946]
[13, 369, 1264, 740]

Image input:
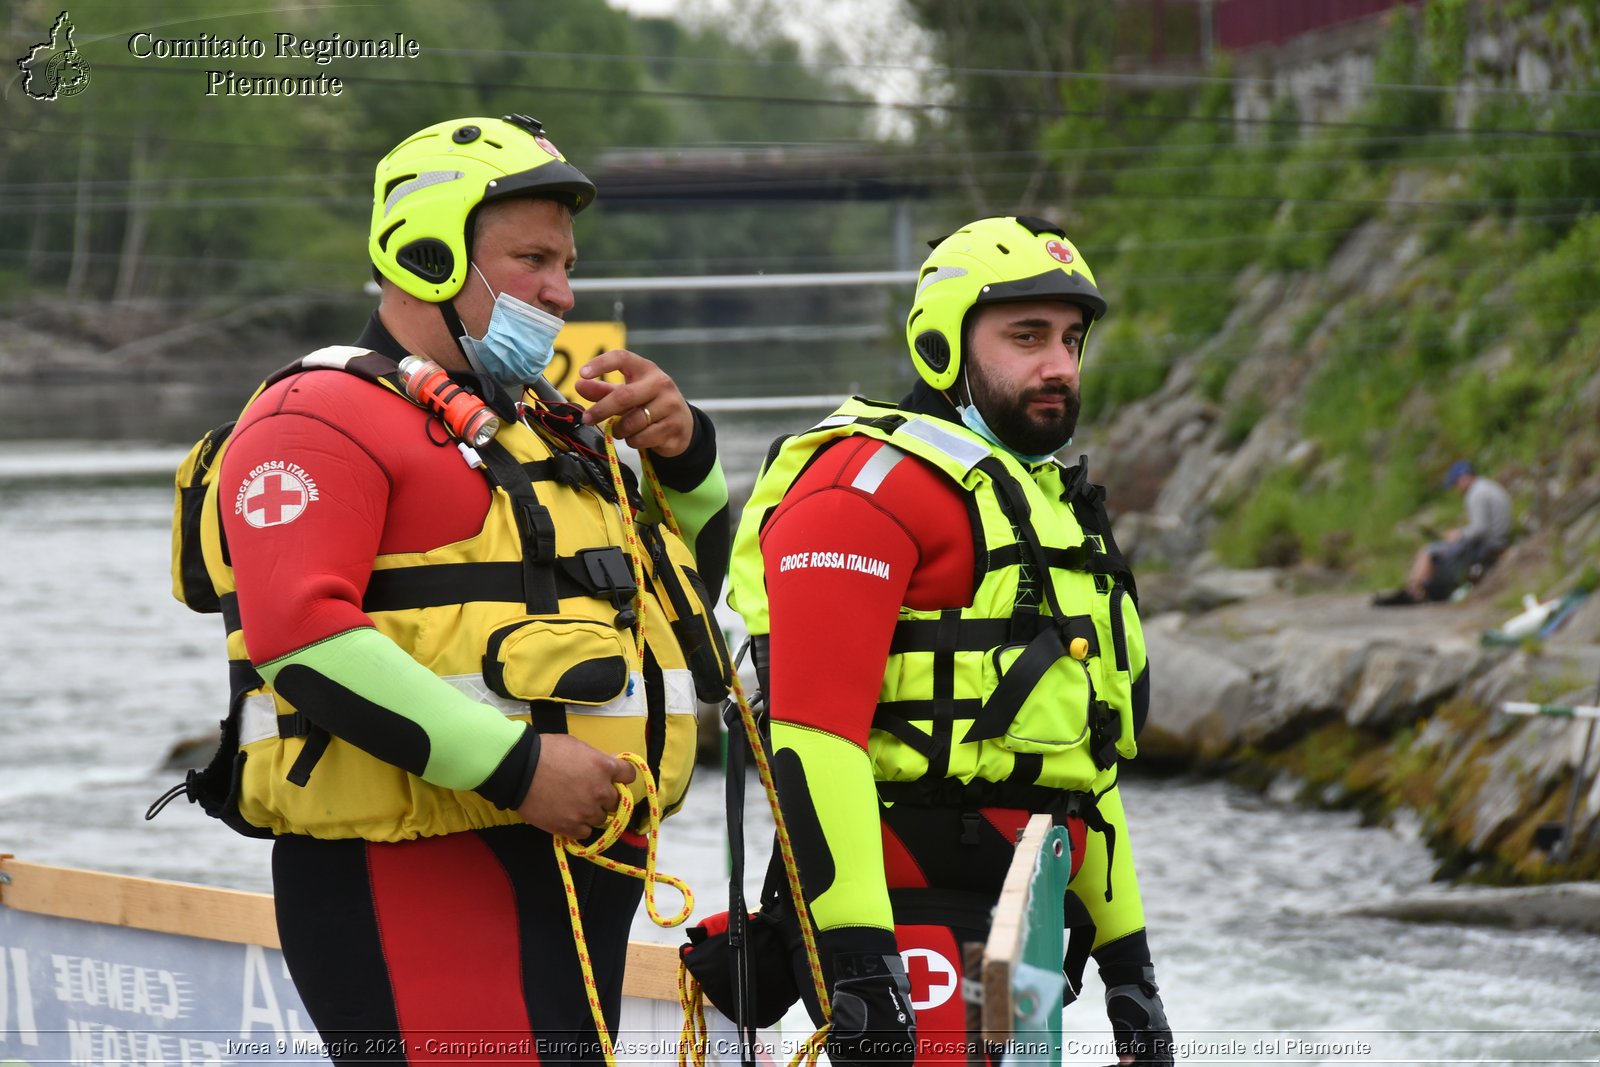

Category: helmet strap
[436, 300, 494, 389]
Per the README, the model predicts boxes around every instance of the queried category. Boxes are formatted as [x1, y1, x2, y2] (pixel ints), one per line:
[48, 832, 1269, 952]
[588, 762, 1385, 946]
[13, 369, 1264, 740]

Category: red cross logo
[536, 135, 562, 159]
[243, 470, 309, 528]
[901, 948, 958, 1010]
[1045, 239, 1073, 264]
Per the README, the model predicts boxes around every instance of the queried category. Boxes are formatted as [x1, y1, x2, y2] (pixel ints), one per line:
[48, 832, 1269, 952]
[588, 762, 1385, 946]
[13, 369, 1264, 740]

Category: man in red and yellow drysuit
[162, 115, 730, 1064]
[729, 216, 1174, 1066]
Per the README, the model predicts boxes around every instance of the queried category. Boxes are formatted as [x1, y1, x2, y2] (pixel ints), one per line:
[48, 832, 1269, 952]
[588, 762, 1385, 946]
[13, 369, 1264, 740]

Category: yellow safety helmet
[369, 114, 596, 302]
[905, 216, 1107, 391]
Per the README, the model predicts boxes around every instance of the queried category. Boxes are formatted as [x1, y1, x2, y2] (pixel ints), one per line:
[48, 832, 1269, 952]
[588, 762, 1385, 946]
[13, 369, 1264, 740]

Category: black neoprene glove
[1101, 962, 1173, 1067]
[815, 928, 916, 1067]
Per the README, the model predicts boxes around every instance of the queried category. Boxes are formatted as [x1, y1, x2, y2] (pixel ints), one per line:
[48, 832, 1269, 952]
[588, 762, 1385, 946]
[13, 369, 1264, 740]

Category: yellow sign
[544, 321, 626, 404]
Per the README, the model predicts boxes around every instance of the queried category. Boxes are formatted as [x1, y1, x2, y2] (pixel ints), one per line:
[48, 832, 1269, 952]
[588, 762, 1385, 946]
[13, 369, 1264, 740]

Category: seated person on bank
[1376, 460, 1512, 606]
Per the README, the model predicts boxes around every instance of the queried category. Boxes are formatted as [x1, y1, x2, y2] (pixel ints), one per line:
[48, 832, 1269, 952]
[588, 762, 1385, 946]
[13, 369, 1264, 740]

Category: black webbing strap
[641, 649, 667, 823]
[1070, 791, 1117, 903]
[961, 628, 1073, 745]
[887, 887, 998, 932]
[1059, 455, 1139, 606]
[474, 437, 559, 614]
[870, 704, 971, 758]
[985, 542, 1120, 577]
[875, 776, 1073, 813]
[527, 700, 568, 734]
[360, 553, 637, 614]
[228, 657, 263, 700]
[521, 453, 601, 493]
[219, 593, 242, 635]
[975, 457, 1072, 622]
[723, 679, 756, 1061]
[889, 614, 1098, 656]
[285, 725, 331, 788]
[926, 609, 959, 780]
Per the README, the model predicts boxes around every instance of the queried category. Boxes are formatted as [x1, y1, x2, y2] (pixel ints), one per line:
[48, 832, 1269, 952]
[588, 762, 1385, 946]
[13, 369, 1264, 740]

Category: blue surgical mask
[458, 264, 564, 388]
[958, 402, 1064, 466]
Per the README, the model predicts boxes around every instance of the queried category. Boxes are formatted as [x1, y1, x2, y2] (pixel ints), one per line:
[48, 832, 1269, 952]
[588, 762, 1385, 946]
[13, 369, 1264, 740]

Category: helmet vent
[383, 173, 417, 200]
[996, 243, 1010, 254]
[396, 238, 453, 284]
[375, 220, 403, 252]
[484, 139, 502, 149]
[1015, 216, 1066, 238]
[914, 330, 951, 374]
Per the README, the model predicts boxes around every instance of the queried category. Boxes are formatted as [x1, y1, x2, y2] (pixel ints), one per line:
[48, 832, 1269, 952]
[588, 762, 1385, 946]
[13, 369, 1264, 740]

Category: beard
[966, 361, 1080, 457]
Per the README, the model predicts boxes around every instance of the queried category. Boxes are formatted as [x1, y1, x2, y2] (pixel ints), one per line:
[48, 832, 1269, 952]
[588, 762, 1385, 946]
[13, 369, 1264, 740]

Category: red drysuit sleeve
[219, 369, 491, 664]
[760, 437, 975, 749]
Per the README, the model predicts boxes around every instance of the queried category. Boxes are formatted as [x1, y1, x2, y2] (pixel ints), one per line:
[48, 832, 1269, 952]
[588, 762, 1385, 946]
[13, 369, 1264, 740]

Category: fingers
[574, 349, 694, 457]
[517, 735, 640, 837]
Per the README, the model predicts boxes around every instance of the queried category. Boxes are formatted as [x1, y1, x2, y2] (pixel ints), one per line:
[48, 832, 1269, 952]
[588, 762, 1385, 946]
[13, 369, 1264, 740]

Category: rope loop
[554, 752, 694, 1065]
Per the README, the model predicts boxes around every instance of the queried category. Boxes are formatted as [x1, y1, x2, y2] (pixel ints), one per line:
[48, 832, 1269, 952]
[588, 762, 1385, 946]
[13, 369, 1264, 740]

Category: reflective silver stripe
[383, 170, 464, 216]
[899, 418, 990, 473]
[238, 669, 697, 747]
[239, 693, 279, 746]
[850, 444, 907, 494]
[811, 414, 855, 431]
[300, 345, 373, 371]
[915, 265, 968, 294]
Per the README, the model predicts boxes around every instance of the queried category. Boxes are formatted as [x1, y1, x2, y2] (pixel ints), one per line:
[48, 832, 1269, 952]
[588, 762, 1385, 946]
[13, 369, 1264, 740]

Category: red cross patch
[535, 136, 562, 159]
[1045, 239, 1074, 264]
[236, 464, 318, 528]
[901, 947, 958, 1011]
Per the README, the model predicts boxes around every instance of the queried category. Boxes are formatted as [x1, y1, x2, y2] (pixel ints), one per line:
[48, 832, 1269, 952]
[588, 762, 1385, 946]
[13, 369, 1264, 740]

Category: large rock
[1348, 882, 1600, 935]
[1141, 617, 1256, 761]
[1345, 641, 1483, 729]
[1239, 630, 1369, 747]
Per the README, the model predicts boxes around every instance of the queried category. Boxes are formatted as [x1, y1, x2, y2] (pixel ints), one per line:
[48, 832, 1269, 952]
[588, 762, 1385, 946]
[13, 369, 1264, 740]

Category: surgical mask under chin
[958, 402, 1064, 466]
[458, 266, 564, 387]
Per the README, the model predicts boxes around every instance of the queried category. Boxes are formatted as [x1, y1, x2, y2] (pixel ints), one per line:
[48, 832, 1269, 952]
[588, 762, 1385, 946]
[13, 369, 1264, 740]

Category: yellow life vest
[168, 347, 729, 841]
[728, 397, 1146, 800]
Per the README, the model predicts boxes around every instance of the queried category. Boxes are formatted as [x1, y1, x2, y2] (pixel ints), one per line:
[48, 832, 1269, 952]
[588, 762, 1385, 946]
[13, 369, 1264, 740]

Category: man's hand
[515, 734, 635, 838]
[1104, 963, 1173, 1066]
[574, 349, 694, 457]
[816, 931, 916, 1067]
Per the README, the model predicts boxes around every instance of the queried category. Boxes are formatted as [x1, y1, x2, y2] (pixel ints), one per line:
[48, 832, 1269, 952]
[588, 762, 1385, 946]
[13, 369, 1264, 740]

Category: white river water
[1, 414, 1597, 1066]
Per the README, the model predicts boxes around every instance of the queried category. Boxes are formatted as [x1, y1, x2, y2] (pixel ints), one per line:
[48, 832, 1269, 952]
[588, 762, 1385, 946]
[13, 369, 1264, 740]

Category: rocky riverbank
[1135, 563, 1600, 890]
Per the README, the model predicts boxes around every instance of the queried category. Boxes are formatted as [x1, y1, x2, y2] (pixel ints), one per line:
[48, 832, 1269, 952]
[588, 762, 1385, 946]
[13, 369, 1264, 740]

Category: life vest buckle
[575, 545, 639, 611]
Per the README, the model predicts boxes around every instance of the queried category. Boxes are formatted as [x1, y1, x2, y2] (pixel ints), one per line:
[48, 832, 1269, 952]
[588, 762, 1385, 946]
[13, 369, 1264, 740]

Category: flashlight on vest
[398, 356, 500, 448]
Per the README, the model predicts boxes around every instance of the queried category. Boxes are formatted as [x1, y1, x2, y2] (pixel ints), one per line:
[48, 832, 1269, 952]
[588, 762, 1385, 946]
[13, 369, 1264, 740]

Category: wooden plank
[625, 939, 687, 1003]
[0, 856, 281, 947]
[980, 813, 1052, 1041]
[0, 855, 685, 1003]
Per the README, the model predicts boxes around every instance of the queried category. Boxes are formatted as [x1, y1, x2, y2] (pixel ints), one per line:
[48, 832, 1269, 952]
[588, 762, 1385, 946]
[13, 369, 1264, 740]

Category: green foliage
[1574, 565, 1600, 595]
[0, 0, 874, 304]
[1221, 387, 1265, 449]
[902, 1, 1116, 213]
[1357, 8, 1444, 156]
[1300, 309, 1409, 456]
[1215, 468, 1304, 568]
[1081, 316, 1170, 419]
[1515, 216, 1600, 338]
[1423, 0, 1470, 86]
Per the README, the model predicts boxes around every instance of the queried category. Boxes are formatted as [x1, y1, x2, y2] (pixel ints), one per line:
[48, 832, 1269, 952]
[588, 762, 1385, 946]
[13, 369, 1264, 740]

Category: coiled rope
[554, 752, 693, 1066]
